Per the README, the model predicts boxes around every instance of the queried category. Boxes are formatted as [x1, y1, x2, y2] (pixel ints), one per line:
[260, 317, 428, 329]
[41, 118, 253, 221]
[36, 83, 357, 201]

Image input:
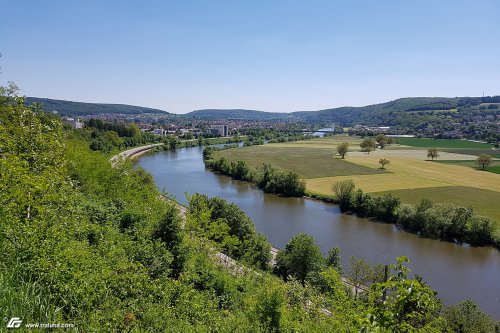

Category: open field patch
[436, 160, 500, 174]
[440, 148, 500, 158]
[263, 135, 363, 149]
[395, 138, 493, 149]
[371, 186, 500, 224]
[213, 145, 385, 178]
[348, 149, 479, 160]
[306, 156, 500, 194]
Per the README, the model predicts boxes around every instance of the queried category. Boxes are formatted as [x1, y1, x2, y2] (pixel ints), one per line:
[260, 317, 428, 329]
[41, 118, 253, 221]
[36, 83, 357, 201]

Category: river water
[137, 146, 500, 318]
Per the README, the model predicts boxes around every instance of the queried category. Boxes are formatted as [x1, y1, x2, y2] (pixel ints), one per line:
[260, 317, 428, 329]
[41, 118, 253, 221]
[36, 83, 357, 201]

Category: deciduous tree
[379, 158, 390, 169]
[360, 138, 376, 153]
[337, 142, 349, 159]
[475, 154, 492, 170]
[427, 148, 439, 161]
[332, 180, 355, 210]
[275, 233, 324, 286]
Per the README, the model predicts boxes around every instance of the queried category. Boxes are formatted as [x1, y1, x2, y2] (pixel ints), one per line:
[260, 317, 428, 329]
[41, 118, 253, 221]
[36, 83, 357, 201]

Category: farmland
[213, 136, 500, 224]
[395, 137, 494, 149]
[213, 145, 385, 178]
[436, 160, 500, 174]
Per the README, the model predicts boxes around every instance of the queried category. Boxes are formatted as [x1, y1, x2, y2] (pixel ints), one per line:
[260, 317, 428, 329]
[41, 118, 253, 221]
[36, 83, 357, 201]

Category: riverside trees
[205, 153, 306, 197]
[331, 180, 497, 247]
[274, 233, 325, 286]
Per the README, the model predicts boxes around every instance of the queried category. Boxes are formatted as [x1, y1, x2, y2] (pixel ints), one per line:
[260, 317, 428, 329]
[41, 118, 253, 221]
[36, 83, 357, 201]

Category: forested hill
[25, 97, 169, 116]
[292, 96, 500, 124]
[183, 96, 500, 123]
[185, 108, 287, 120]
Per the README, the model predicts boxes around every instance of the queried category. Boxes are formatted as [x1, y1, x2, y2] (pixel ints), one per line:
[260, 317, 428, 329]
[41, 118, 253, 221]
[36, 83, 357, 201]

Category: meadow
[214, 136, 500, 224]
[436, 160, 500, 174]
[395, 137, 493, 149]
[214, 145, 384, 178]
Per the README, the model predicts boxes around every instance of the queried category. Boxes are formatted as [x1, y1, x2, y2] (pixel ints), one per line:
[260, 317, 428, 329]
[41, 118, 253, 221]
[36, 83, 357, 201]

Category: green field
[214, 145, 386, 178]
[436, 160, 500, 174]
[372, 186, 500, 228]
[396, 138, 493, 149]
[440, 148, 500, 158]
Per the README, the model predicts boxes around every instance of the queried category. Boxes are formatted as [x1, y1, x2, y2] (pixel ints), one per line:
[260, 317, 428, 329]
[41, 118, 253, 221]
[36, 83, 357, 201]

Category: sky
[1, 0, 500, 114]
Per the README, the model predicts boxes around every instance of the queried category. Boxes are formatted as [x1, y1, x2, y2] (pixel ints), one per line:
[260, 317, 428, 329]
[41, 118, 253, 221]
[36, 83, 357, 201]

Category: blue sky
[1, 0, 499, 113]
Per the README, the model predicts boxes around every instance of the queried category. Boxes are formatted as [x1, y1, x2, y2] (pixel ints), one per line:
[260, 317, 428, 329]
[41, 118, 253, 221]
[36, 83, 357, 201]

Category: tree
[326, 247, 342, 273]
[427, 148, 439, 161]
[332, 180, 355, 210]
[378, 158, 390, 169]
[276, 233, 325, 286]
[348, 256, 371, 300]
[375, 134, 387, 149]
[443, 300, 498, 333]
[337, 142, 349, 159]
[360, 138, 376, 153]
[475, 154, 492, 170]
[365, 257, 441, 332]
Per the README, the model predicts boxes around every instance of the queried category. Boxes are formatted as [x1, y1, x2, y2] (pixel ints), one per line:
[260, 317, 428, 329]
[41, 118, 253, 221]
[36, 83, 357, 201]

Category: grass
[306, 156, 500, 193]
[214, 145, 385, 178]
[396, 138, 493, 149]
[436, 160, 500, 174]
[440, 148, 500, 158]
[371, 186, 500, 226]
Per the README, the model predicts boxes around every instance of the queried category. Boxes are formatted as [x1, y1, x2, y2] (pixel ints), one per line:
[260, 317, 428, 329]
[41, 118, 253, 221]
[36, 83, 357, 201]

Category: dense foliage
[205, 154, 306, 197]
[81, 118, 163, 153]
[187, 193, 271, 270]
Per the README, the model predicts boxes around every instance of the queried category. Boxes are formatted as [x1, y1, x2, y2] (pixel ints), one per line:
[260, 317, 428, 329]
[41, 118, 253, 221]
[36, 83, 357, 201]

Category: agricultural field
[214, 144, 384, 178]
[213, 136, 500, 224]
[440, 149, 500, 159]
[395, 137, 494, 149]
[436, 160, 500, 174]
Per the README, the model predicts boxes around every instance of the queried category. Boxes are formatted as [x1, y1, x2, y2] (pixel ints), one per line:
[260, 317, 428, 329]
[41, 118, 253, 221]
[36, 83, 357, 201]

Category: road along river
[137, 146, 500, 318]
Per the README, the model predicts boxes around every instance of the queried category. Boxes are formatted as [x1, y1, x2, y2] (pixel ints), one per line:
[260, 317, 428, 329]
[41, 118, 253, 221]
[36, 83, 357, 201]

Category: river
[137, 146, 500, 318]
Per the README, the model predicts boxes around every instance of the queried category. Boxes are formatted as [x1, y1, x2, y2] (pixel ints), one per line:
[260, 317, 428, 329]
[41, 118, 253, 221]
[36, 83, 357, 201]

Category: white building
[63, 117, 84, 129]
[211, 124, 228, 137]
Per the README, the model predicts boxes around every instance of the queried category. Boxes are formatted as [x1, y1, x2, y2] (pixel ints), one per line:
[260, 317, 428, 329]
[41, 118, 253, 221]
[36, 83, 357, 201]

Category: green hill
[25, 97, 169, 116]
[185, 108, 288, 120]
[295, 96, 500, 124]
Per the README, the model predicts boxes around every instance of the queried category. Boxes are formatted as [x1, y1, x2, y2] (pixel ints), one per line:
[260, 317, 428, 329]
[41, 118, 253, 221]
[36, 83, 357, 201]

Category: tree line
[205, 153, 306, 197]
[330, 180, 498, 248]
